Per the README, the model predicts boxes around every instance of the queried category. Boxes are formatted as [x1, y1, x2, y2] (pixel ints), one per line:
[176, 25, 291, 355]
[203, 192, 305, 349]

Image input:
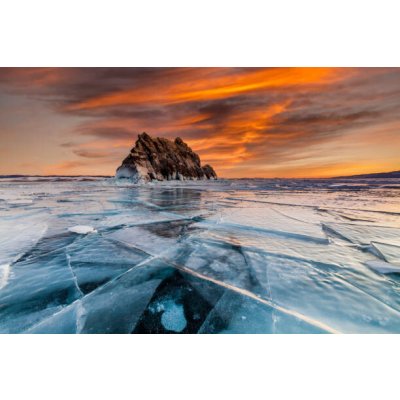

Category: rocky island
[116, 132, 217, 182]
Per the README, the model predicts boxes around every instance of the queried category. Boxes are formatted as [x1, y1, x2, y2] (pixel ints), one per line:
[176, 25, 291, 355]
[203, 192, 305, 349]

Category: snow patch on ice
[68, 225, 97, 234]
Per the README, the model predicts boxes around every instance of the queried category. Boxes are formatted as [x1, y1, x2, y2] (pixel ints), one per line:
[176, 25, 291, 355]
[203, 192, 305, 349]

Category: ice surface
[6, 199, 34, 205]
[371, 242, 400, 264]
[197, 291, 326, 334]
[0, 250, 82, 333]
[66, 234, 149, 294]
[0, 212, 48, 265]
[322, 222, 400, 247]
[104, 219, 196, 255]
[1, 176, 400, 333]
[207, 201, 327, 243]
[365, 260, 400, 274]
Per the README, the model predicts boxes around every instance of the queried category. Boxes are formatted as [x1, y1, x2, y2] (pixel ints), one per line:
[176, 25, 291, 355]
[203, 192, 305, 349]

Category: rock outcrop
[116, 132, 217, 182]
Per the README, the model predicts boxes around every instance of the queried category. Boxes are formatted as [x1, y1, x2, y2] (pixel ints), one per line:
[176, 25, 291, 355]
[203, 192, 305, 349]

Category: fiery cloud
[0, 67, 399, 177]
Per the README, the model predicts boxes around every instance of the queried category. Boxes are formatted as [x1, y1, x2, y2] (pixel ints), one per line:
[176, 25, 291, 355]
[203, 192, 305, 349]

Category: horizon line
[1, 170, 399, 180]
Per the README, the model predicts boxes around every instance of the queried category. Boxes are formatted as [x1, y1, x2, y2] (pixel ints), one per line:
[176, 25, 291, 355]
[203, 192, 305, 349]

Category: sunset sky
[0, 67, 399, 178]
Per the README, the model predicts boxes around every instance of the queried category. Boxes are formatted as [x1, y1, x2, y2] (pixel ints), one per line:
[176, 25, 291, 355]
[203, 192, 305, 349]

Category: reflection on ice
[0, 176, 400, 333]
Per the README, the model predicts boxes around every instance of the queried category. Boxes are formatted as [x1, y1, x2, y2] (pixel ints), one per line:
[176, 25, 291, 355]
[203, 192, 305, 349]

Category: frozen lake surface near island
[0, 176, 400, 333]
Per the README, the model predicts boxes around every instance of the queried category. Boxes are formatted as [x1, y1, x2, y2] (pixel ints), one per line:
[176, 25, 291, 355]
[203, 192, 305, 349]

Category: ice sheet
[1, 176, 400, 333]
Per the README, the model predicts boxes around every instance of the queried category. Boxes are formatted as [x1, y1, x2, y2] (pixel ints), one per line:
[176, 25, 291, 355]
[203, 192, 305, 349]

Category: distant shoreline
[332, 170, 400, 179]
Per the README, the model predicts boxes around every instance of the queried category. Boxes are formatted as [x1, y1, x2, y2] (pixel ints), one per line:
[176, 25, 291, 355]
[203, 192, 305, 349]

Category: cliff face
[116, 133, 217, 182]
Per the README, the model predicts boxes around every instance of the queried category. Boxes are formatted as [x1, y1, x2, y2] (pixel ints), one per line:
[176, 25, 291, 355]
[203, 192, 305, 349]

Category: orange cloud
[1, 67, 399, 177]
[66, 68, 349, 111]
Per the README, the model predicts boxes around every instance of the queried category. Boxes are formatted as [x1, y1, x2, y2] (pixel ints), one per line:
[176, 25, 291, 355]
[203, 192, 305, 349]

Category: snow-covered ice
[68, 225, 97, 234]
[1, 175, 400, 333]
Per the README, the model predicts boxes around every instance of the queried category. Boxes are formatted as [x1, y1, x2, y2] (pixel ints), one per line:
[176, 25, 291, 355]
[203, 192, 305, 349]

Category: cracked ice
[0, 175, 400, 333]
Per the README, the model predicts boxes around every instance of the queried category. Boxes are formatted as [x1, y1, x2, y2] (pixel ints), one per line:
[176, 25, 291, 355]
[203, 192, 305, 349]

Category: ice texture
[0, 176, 400, 333]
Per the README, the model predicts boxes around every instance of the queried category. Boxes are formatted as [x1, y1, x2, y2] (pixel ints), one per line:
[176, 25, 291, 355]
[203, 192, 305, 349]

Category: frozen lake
[1, 176, 400, 333]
